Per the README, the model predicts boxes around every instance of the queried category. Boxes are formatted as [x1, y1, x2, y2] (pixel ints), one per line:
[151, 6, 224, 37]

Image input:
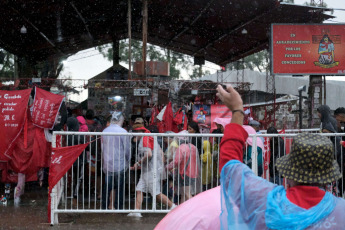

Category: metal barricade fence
[50, 129, 343, 225]
[251, 132, 345, 196]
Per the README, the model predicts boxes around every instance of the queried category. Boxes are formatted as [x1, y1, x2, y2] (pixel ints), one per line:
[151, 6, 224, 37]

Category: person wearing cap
[216, 85, 345, 229]
[249, 119, 264, 144]
[101, 111, 131, 210]
[128, 124, 176, 217]
[134, 117, 145, 125]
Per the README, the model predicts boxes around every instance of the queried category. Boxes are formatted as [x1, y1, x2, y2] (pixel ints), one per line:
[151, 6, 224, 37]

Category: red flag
[48, 143, 89, 191]
[0, 89, 31, 159]
[47, 142, 88, 223]
[163, 102, 177, 132]
[31, 87, 64, 129]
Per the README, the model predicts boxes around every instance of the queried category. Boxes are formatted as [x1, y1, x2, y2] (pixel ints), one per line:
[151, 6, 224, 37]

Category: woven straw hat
[276, 133, 341, 184]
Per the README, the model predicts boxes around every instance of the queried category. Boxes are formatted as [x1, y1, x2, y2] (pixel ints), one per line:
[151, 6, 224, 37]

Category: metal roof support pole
[128, 0, 132, 80]
[142, 0, 148, 83]
[70, 2, 93, 41]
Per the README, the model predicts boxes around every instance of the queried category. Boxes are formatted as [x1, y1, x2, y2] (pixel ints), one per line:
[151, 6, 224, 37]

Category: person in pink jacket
[166, 130, 201, 203]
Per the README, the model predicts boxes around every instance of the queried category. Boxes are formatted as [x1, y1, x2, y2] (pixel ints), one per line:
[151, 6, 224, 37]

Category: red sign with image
[272, 24, 345, 75]
[0, 89, 31, 159]
[31, 87, 64, 129]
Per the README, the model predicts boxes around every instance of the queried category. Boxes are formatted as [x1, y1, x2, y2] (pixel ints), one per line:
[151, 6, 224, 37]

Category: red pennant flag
[0, 89, 31, 159]
[48, 143, 89, 191]
[48, 142, 88, 223]
[31, 87, 64, 129]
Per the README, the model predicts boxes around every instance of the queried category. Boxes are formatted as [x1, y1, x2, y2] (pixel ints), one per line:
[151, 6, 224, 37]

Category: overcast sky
[61, 0, 345, 102]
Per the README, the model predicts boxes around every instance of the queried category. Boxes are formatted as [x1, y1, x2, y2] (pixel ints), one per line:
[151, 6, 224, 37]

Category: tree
[0, 49, 15, 79]
[98, 39, 195, 79]
[226, 50, 269, 73]
[189, 66, 211, 79]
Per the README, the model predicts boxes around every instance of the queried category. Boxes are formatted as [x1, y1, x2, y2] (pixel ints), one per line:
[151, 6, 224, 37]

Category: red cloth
[48, 142, 88, 223]
[162, 102, 178, 133]
[219, 123, 248, 172]
[0, 89, 31, 159]
[341, 141, 345, 148]
[134, 127, 154, 150]
[31, 87, 64, 129]
[286, 186, 325, 209]
[48, 143, 89, 191]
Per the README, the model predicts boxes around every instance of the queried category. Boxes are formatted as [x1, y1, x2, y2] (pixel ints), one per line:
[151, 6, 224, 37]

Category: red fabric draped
[31, 87, 64, 129]
[0, 89, 31, 159]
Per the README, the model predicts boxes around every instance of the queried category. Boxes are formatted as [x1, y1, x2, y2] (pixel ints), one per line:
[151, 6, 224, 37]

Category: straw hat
[276, 133, 341, 184]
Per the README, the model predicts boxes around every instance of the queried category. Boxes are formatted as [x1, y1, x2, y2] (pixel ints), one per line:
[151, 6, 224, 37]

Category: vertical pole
[323, 75, 326, 105]
[128, 0, 132, 80]
[252, 134, 258, 176]
[113, 40, 120, 66]
[152, 135, 157, 211]
[299, 90, 303, 129]
[199, 65, 202, 78]
[142, 0, 148, 79]
[50, 133, 58, 225]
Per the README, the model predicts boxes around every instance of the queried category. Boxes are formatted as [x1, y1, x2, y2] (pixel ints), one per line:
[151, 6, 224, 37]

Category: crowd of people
[58, 96, 345, 224]
[156, 85, 345, 229]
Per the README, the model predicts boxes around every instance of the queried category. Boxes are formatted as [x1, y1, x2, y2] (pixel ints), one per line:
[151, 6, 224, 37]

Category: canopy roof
[0, 0, 332, 65]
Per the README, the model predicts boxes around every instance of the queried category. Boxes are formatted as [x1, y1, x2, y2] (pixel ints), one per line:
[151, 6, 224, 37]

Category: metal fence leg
[50, 186, 58, 225]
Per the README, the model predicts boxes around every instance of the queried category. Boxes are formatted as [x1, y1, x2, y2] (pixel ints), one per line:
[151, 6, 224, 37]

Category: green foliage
[98, 39, 195, 79]
[0, 49, 14, 79]
[189, 66, 211, 79]
[226, 50, 269, 73]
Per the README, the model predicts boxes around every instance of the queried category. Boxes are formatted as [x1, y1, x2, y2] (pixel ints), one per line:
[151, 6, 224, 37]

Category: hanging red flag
[31, 87, 64, 129]
[47, 142, 89, 223]
[48, 142, 89, 191]
[0, 89, 31, 160]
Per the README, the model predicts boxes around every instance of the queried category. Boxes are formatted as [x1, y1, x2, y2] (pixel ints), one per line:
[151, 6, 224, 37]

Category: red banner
[210, 105, 232, 131]
[0, 89, 31, 159]
[272, 24, 345, 75]
[193, 105, 251, 132]
[48, 143, 89, 191]
[31, 87, 64, 129]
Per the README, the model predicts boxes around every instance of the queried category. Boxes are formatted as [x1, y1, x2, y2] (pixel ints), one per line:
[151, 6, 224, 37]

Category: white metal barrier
[49, 129, 344, 225]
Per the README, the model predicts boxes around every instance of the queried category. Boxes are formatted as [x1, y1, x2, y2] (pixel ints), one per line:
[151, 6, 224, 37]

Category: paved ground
[0, 183, 166, 230]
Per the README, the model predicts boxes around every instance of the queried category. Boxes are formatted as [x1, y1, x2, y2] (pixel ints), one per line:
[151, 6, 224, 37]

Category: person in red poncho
[128, 124, 176, 217]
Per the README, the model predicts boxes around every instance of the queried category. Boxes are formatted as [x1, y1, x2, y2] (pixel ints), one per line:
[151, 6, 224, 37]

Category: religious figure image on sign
[314, 34, 339, 68]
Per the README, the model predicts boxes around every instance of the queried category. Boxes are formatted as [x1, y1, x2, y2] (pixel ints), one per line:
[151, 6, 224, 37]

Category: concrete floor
[0, 183, 166, 230]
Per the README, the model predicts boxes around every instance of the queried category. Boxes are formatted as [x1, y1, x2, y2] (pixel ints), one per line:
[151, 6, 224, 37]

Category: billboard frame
[271, 23, 345, 76]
